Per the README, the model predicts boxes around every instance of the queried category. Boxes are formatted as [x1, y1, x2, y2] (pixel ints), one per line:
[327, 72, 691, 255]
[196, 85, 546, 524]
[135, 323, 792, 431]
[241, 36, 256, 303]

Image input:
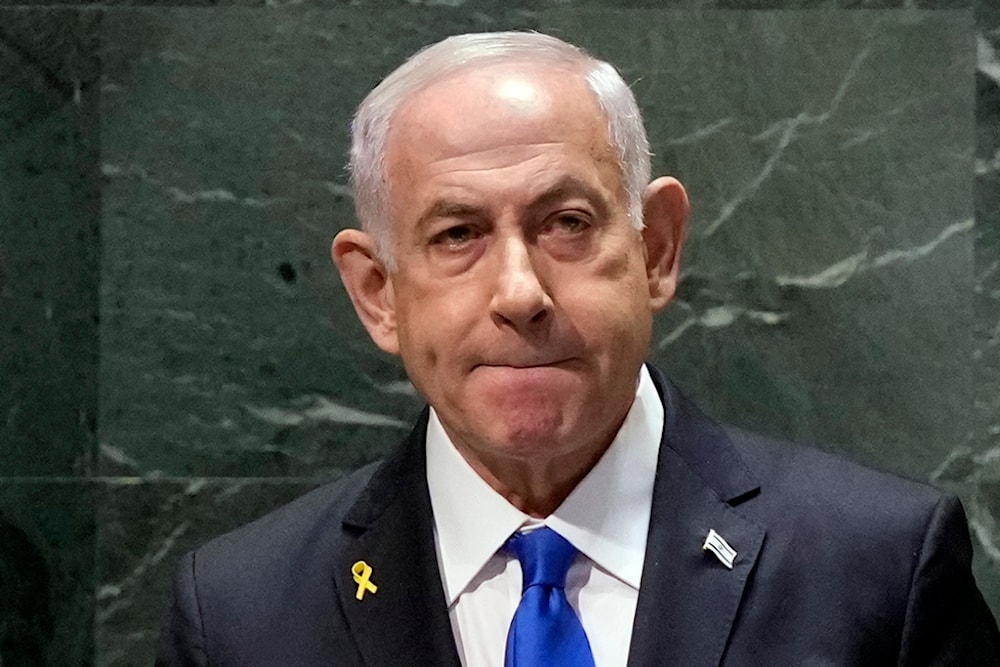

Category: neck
[446, 417, 625, 517]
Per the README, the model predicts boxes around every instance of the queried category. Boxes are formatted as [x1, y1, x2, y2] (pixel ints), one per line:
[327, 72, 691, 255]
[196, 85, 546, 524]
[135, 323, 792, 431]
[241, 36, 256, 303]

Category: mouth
[477, 357, 573, 370]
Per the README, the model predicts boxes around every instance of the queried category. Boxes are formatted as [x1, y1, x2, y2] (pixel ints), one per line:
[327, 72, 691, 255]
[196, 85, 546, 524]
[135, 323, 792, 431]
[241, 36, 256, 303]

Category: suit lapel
[331, 369, 765, 666]
[332, 410, 462, 667]
[628, 368, 766, 667]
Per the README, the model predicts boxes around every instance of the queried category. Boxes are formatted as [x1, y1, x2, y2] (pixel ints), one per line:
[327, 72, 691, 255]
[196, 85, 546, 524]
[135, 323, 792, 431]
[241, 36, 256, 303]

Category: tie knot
[504, 527, 577, 590]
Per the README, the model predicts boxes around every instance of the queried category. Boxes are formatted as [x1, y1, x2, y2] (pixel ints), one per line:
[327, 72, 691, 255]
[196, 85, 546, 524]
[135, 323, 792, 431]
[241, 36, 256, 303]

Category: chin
[487, 411, 574, 456]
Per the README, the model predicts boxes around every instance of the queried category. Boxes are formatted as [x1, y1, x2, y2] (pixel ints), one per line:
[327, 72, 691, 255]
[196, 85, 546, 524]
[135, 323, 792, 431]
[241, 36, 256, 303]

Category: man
[157, 31, 1000, 665]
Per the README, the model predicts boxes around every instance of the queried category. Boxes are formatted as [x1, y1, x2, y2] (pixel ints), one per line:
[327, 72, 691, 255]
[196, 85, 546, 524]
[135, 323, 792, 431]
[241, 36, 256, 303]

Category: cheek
[391, 296, 433, 372]
[561, 288, 650, 348]
[563, 251, 651, 325]
[574, 281, 652, 355]
[393, 290, 468, 374]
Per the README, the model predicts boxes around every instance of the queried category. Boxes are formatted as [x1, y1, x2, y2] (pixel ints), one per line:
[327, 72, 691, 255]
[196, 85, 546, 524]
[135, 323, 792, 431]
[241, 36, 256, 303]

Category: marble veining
[775, 218, 974, 289]
[0, 5, 997, 665]
[701, 46, 872, 238]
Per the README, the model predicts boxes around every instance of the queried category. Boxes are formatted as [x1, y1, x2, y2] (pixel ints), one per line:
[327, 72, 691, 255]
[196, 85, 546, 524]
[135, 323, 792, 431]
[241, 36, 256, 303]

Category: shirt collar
[426, 366, 664, 605]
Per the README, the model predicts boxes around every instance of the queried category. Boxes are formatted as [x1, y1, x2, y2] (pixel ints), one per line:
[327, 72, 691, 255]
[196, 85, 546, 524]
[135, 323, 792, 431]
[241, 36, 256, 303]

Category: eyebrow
[414, 200, 485, 231]
[527, 175, 612, 220]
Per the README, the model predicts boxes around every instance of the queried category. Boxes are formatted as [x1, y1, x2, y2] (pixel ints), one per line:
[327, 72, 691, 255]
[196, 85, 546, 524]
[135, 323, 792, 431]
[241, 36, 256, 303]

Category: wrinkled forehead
[384, 62, 619, 182]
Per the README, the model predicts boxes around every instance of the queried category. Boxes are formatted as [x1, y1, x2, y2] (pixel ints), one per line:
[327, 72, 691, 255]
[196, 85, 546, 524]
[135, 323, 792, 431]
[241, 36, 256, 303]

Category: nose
[490, 237, 552, 330]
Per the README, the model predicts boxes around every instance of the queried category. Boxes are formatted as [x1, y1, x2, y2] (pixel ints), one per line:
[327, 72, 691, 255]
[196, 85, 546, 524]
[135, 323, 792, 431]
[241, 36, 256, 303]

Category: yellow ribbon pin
[352, 560, 377, 600]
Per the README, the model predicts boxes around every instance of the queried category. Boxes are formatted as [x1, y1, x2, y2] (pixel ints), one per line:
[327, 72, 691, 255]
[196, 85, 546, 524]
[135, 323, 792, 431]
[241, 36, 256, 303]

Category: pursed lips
[475, 357, 574, 370]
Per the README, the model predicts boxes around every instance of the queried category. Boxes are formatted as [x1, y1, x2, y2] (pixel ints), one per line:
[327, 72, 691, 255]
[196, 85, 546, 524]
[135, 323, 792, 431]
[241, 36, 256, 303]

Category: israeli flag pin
[703, 529, 737, 569]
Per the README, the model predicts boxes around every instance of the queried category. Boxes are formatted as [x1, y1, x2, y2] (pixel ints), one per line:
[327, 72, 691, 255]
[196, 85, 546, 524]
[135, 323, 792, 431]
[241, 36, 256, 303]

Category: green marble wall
[1, 3, 998, 664]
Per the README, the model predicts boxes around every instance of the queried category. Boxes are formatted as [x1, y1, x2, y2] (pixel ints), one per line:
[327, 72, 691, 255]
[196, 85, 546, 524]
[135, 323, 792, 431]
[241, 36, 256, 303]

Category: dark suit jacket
[157, 367, 1000, 665]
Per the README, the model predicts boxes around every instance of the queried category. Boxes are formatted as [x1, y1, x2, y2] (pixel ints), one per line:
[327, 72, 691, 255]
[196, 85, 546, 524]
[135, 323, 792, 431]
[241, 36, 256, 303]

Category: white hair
[349, 31, 652, 267]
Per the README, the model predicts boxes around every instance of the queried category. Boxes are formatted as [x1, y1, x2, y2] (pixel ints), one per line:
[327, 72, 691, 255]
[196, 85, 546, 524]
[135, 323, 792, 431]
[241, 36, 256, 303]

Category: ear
[641, 176, 689, 312]
[331, 229, 400, 355]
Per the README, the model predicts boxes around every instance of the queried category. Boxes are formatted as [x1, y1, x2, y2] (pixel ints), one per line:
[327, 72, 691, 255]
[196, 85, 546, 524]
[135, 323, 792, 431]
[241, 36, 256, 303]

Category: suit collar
[336, 410, 463, 667]
[428, 366, 665, 602]
[337, 367, 766, 667]
[628, 366, 765, 667]
[649, 365, 761, 505]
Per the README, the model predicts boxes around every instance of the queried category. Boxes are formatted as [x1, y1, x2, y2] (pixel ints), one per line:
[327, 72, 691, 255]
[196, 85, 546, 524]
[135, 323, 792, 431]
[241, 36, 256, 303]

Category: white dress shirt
[426, 367, 664, 667]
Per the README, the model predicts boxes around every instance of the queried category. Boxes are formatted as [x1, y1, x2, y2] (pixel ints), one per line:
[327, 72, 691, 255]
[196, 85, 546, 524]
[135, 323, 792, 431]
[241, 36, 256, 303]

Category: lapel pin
[351, 560, 378, 600]
[703, 529, 737, 569]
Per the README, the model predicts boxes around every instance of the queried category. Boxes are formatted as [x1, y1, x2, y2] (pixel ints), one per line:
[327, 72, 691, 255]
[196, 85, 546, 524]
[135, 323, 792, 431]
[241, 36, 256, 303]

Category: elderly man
[157, 32, 999, 665]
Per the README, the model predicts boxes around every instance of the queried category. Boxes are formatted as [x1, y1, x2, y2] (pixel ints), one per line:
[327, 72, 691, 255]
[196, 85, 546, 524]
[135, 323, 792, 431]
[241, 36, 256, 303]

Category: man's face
[379, 63, 664, 475]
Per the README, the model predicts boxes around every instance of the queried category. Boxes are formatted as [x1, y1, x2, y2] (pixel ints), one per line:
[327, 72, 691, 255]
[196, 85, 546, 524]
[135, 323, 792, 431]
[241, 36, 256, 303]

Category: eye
[544, 212, 592, 236]
[557, 215, 589, 232]
[430, 224, 481, 248]
[536, 210, 597, 261]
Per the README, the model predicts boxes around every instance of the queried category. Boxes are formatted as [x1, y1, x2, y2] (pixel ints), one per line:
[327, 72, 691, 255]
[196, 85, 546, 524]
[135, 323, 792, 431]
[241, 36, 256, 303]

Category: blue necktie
[504, 527, 596, 667]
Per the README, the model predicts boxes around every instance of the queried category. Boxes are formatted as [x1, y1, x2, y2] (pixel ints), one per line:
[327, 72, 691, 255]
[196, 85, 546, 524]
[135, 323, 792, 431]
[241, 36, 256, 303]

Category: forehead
[386, 63, 624, 219]
[385, 62, 618, 180]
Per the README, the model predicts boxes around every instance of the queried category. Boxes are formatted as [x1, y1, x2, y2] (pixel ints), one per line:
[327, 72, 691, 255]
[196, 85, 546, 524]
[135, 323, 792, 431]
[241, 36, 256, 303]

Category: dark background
[1, 2, 999, 664]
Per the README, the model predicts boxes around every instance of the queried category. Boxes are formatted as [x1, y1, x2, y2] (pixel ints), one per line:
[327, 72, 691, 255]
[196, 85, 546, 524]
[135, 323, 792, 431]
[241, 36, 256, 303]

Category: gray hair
[349, 31, 651, 267]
